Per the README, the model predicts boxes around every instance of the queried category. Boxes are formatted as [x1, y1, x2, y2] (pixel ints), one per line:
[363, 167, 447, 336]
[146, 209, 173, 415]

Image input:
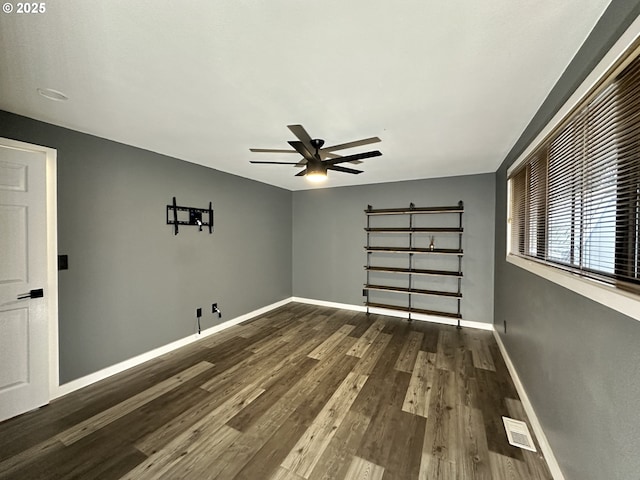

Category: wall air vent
[502, 416, 536, 452]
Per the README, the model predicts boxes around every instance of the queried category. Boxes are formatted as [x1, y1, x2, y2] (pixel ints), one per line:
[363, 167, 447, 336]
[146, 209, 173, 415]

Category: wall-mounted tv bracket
[166, 197, 214, 235]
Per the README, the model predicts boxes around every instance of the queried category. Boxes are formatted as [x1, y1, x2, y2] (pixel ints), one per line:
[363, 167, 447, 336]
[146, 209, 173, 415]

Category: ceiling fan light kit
[305, 163, 328, 183]
[249, 124, 381, 182]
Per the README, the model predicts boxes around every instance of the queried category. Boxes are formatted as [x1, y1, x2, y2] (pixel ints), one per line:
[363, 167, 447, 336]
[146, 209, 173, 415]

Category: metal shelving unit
[364, 201, 464, 328]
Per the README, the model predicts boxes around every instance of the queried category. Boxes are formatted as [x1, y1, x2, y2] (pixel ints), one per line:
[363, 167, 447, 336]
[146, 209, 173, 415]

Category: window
[509, 52, 640, 294]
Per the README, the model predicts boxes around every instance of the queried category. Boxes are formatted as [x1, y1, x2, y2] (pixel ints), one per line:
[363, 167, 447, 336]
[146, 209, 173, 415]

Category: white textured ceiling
[0, 0, 611, 190]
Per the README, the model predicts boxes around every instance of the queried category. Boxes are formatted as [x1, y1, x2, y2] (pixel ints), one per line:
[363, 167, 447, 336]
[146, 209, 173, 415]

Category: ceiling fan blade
[287, 125, 313, 144]
[327, 165, 363, 175]
[250, 161, 301, 165]
[322, 136, 381, 153]
[322, 152, 363, 164]
[288, 140, 315, 161]
[249, 148, 297, 153]
[295, 169, 307, 177]
[326, 150, 382, 165]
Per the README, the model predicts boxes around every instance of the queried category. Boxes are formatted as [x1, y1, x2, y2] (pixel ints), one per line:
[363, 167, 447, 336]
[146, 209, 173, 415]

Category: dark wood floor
[0, 303, 552, 479]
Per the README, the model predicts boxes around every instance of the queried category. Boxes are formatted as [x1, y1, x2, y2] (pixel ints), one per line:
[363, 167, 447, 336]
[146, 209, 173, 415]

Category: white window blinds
[510, 51, 640, 292]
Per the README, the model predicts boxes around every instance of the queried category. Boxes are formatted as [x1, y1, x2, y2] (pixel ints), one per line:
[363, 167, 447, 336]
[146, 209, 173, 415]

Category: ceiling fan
[249, 125, 382, 182]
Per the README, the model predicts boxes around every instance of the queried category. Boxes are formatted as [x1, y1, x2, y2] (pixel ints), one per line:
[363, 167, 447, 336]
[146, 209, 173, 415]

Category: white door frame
[0, 137, 58, 398]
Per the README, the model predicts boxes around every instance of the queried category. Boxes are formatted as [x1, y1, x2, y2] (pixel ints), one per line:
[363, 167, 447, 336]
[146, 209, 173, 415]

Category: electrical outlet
[212, 303, 217, 313]
[196, 307, 202, 318]
[504, 320, 507, 334]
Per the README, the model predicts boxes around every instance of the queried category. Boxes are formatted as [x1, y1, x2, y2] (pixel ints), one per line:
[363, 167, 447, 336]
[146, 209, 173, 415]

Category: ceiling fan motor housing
[310, 138, 325, 151]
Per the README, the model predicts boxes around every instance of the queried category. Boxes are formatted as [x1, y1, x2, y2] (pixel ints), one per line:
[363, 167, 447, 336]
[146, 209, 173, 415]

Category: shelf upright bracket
[408, 202, 415, 322]
[365, 205, 372, 316]
[457, 200, 464, 329]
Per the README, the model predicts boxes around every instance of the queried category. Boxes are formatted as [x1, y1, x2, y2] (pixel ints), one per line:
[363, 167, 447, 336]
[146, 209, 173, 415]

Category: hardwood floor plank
[422, 368, 456, 464]
[219, 337, 360, 480]
[198, 324, 246, 348]
[113, 375, 213, 453]
[307, 411, 371, 480]
[82, 446, 147, 480]
[270, 466, 307, 480]
[473, 368, 524, 459]
[347, 313, 380, 338]
[402, 351, 437, 418]
[416, 322, 440, 353]
[56, 361, 214, 446]
[48, 434, 145, 480]
[226, 356, 318, 432]
[346, 317, 386, 358]
[464, 330, 496, 372]
[488, 342, 519, 399]
[352, 332, 392, 376]
[354, 370, 411, 468]
[350, 321, 408, 421]
[394, 330, 424, 373]
[453, 348, 476, 407]
[245, 335, 288, 355]
[0, 437, 63, 479]
[137, 377, 265, 457]
[488, 452, 531, 480]
[308, 324, 356, 360]
[238, 323, 269, 338]
[435, 328, 462, 371]
[134, 389, 226, 455]
[123, 383, 264, 479]
[454, 404, 492, 480]
[244, 311, 293, 330]
[281, 372, 369, 478]
[280, 318, 322, 343]
[200, 332, 307, 393]
[147, 424, 242, 480]
[419, 454, 457, 480]
[343, 456, 385, 480]
[382, 410, 426, 480]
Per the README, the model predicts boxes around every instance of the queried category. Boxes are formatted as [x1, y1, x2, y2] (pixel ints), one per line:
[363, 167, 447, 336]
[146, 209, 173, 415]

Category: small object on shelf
[166, 197, 214, 235]
[364, 201, 464, 328]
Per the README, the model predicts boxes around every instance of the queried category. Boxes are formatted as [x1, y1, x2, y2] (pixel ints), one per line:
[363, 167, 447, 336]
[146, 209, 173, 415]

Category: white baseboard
[52, 297, 293, 399]
[492, 329, 565, 480]
[51, 296, 493, 400]
[291, 297, 493, 331]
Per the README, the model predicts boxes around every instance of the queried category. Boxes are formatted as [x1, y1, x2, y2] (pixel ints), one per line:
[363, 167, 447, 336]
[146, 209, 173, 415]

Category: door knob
[17, 288, 44, 300]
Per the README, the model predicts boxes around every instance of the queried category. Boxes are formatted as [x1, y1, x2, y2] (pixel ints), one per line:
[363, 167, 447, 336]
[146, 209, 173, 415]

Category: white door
[0, 142, 50, 422]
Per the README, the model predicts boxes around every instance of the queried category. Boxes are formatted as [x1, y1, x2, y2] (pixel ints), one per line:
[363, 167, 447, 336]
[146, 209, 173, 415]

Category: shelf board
[365, 246, 463, 255]
[365, 266, 462, 277]
[365, 302, 462, 319]
[364, 284, 462, 298]
[364, 227, 463, 233]
[365, 205, 463, 215]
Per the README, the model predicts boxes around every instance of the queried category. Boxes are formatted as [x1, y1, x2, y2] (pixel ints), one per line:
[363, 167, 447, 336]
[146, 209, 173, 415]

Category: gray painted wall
[494, 3, 640, 479]
[293, 174, 495, 325]
[1, 110, 292, 383]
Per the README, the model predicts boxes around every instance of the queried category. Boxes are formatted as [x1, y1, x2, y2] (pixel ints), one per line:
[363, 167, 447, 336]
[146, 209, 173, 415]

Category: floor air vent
[502, 416, 536, 452]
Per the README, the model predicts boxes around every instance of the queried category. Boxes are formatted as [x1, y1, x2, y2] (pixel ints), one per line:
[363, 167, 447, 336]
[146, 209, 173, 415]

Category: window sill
[506, 254, 640, 323]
